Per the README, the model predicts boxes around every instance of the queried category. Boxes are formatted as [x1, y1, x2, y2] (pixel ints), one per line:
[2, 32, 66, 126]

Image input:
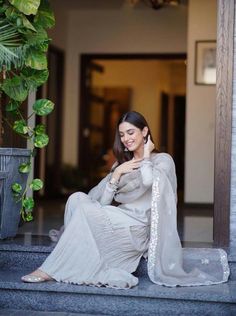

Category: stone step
[2, 244, 235, 282]
[0, 236, 236, 315]
[0, 310, 102, 316]
[0, 269, 235, 316]
[1, 236, 235, 280]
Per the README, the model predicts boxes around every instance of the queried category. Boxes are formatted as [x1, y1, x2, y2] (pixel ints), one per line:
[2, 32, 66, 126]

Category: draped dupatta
[148, 155, 230, 286]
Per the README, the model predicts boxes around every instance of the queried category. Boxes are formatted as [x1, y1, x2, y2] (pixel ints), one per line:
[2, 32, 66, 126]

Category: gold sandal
[21, 274, 48, 283]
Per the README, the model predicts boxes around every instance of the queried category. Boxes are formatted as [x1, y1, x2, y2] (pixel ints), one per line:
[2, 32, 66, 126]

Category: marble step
[0, 236, 235, 280]
[0, 310, 102, 316]
[0, 236, 236, 315]
[0, 269, 235, 316]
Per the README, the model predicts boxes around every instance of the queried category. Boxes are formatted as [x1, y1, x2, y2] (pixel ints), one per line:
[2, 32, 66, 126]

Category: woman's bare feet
[21, 269, 53, 283]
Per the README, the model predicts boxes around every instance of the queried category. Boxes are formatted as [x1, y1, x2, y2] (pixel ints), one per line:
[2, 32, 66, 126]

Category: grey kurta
[40, 153, 230, 288]
[39, 156, 154, 288]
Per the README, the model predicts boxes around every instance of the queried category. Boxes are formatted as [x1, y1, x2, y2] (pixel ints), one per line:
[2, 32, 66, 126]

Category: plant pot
[0, 148, 31, 239]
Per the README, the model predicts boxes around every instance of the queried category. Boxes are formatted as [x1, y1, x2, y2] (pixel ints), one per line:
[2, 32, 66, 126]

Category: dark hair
[113, 111, 158, 165]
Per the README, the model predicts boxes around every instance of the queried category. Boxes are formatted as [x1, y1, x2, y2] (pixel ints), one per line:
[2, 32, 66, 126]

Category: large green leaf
[33, 99, 54, 116]
[6, 100, 20, 112]
[2, 75, 28, 101]
[34, 0, 55, 29]
[21, 68, 49, 89]
[24, 26, 48, 45]
[25, 47, 47, 70]
[34, 133, 49, 148]
[13, 119, 28, 134]
[8, 0, 40, 15]
[5, 7, 36, 32]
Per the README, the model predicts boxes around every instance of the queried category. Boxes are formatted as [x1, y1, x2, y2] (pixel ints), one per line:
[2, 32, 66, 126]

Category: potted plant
[0, 0, 55, 238]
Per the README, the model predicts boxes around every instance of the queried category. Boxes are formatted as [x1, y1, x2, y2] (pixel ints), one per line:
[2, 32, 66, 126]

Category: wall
[185, 0, 217, 203]
[49, 2, 68, 50]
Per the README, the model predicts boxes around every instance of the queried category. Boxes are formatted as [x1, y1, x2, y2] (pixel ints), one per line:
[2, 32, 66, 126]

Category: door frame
[214, 0, 234, 247]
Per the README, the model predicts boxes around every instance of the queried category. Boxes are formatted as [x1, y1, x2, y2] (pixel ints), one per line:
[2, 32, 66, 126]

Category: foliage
[0, 0, 55, 221]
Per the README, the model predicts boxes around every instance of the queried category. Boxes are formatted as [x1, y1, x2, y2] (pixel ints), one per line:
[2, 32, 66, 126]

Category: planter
[0, 148, 31, 239]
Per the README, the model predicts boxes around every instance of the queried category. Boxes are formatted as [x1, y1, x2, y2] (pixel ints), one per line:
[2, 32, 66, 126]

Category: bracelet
[108, 178, 119, 193]
[109, 178, 119, 186]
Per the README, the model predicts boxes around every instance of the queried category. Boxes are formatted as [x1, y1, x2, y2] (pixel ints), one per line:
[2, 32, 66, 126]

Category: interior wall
[49, 2, 68, 50]
[185, 0, 217, 203]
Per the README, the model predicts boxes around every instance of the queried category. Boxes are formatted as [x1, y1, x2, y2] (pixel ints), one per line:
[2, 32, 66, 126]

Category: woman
[22, 111, 230, 288]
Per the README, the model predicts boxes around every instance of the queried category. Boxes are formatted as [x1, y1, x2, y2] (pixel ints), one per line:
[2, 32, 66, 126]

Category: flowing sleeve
[88, 172, 118, 205]
[49, 170, 117, 242]
[147, 153, 230, 287]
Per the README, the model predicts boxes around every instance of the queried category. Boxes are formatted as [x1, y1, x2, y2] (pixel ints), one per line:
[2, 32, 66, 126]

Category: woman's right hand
[112, 159, 142, 182]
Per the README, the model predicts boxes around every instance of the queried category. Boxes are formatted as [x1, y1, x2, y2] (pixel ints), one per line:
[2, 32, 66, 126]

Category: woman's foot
[21, 269, 53, 283]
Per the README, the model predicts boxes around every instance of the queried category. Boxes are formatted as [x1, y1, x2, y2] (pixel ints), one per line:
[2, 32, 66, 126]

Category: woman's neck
[133, 147, 144, 160]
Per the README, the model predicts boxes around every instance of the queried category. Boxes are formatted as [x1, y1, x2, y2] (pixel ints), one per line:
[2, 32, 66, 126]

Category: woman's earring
[124, 147, 128, 152]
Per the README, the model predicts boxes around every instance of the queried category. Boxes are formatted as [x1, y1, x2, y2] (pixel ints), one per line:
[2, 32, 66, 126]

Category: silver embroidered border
[147, 178, 230, 286]
[147, 177, 161, 281]
[218, 249, 230, 281]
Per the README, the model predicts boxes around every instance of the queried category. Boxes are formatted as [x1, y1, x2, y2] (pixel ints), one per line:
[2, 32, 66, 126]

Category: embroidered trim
[147, 177, 161, 280]
[219, 249, 230, 281]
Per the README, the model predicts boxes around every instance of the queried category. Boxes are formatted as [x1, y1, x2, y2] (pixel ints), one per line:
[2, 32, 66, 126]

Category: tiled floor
[17, 198, 213, 245]
[18, 198, 66, 236]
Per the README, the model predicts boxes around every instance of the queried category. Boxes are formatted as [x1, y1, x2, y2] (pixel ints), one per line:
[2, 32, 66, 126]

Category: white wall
[185, 0, 217, 203]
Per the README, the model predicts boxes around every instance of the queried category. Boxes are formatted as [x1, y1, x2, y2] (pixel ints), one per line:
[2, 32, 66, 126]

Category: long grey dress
[39, 153, 230, 288]
[39, 156, 154, 288]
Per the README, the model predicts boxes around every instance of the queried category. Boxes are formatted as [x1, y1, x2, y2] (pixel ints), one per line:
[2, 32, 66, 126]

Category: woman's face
[119, 122, 148, 153]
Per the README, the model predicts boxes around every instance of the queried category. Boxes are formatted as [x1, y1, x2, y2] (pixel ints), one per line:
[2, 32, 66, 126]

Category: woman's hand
[144, 135, 155, 159]
[111, 159, 142, 182]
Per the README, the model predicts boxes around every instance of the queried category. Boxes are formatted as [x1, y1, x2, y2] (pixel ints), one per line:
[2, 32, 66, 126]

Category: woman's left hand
[144, 135, 155, 158]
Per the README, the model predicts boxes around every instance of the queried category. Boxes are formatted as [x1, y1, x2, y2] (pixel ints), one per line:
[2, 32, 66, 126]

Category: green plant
[0, 0, 55, 221]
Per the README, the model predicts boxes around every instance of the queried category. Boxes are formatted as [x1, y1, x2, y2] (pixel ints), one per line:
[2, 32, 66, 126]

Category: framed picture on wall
[195, 40, 216, 85]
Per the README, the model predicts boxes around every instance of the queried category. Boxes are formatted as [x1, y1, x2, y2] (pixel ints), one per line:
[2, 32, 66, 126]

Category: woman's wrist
[143, 151, 151, 159]
[112, 170, 121, 181]
[109, 177, 119, 185]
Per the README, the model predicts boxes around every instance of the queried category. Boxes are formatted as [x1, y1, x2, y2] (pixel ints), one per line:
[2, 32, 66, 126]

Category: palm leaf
[0, 20, 26, 70]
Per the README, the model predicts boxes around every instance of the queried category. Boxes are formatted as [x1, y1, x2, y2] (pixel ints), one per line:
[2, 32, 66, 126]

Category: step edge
[0, 281, 234, 304]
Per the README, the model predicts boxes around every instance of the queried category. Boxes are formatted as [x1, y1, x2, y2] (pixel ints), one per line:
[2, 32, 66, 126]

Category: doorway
[79, 54, 187, 194]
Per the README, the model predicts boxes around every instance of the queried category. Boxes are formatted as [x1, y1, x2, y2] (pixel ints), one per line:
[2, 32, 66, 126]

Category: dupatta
[147, 154, 230, 286]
